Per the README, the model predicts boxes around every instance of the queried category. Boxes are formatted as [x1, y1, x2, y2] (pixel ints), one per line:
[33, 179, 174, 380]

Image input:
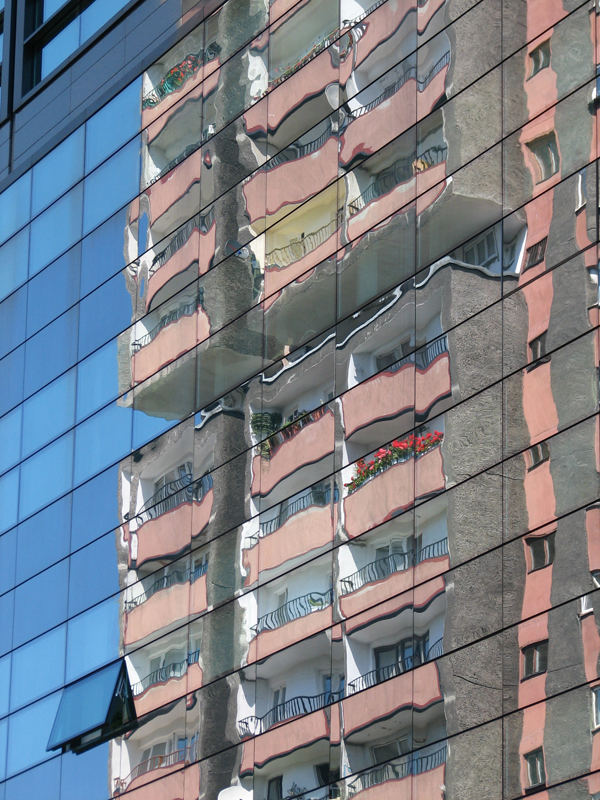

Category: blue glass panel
[22, 369, 76, 458]
[13, 560, 68, 648]
[0, 406, 22, 474]
[16, 494, 71, 584]
[29, 183, 83, 277]
[0, 718, 6, 782]
[19, 432, 74, 520]
[0, 469, 19, 536]
[0, 654, 10, 716]
[71, 465, 120, 550]
[60, 741, 109, 800]
[0, 228, 29, 302]
[0, 591, 13, 656]
[32, 128, 85, 216]
[83, 137, 140, 234]
[26, 244, 81, 336]
[77, 271, 132, 360]
[68, 531, 119, 616]
[10, 625, 66, 711]
[73, 402, 131, 485]
[80, 208, 128, 295]
[43, 0, 67, 21]
[24, 306, 78, 397]
[0, 171, 31, 246]
[76, 339, 119, 422]
[0, 346, 24, 417]
[0, 527, 16, 595]
[4, 757, 60, 800]
[41, 19, 79, 80]
[6, 692, 61, 775]
[47, 660, 121, 751]
[0, 284, 27, 360]
[66, 597, 119, 682]
[85, 79, 141, 173]
[80, 0, 128, 42]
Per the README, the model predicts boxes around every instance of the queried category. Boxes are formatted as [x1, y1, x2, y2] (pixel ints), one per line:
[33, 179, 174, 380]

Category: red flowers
[344, 430, 444, 493]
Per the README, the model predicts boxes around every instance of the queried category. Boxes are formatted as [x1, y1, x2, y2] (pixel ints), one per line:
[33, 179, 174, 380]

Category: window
[267, 776, 283, 800]
[463, 230, 498, 268]
[375, 633, 429, 681]
[522, 641, 548, 679]
[528, 40, 550, 78]
[592, 686, 600, 729]
[372, 737, 410, 764]
[526, 532, 555, 571]
[524, 748, 546, 789]
[580, 571, 600, 616]
[576, 168, 588, 211]
[272, 686, 286, 723]
[527, 133, 560, 183]
[528, 441, 549, 470]
[527, 332, 549, 369]
[524, 237, 547, 269]
[315, 762, 340, 786]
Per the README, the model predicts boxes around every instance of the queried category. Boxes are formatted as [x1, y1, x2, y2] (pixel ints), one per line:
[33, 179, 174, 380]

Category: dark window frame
[522, 641, 549, 680]
[526, 532, 555, 572]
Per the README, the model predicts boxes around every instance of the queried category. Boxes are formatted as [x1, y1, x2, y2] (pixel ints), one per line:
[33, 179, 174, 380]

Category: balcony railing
[142, 42, 221, 109]
[383, 335, 448, 374]
[350, 52, 449, 121]
[348, 143, 448, 216]
[150, 206, 215, 274]
[238, 688, 343, 737]
[347, 744, 447, 796]
[132, 473, 213, 527]
[265, 122, 333, 171]
[339, 539, 448, 596]
[124, 561, 208, 612]
[131, 649, 200, 696]
[257, 483, 338, 537]
[146, 141, 202, 188]
[253, 588, 333, 634]
[347, 637, 443, 694]
[255, 405, 329, 459]
[265, 212, 342, 268]
[131, 293, 204, 353]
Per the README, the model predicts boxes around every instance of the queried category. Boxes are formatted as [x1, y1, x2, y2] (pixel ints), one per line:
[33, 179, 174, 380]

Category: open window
[47, 659, 136, 754]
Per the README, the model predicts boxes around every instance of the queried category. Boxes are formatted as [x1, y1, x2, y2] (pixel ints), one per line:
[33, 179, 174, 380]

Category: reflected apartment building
[0, 1, 599, 800]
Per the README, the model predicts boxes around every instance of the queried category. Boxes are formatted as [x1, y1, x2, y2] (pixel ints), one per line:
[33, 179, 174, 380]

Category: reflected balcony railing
[131, 473, 213, 527]
[348, 143, 448, 216]
[265, 212, 342, 268]
[256, 405, 329, 460]
[124, 561, 208, 612]
[142, 42, 221, 109]
[150, 206, 215, 275]
[347, 744, 447, 796]
[253, 588, 333, 634]
[264, 121, 333, 171]
[130, 649, 201, 696]
[350, 51, 450, 121]
[347, 638, 443, 694]
[116, 738, 201, 792]
[131, 292, 204, 353]
[339, 538, 448, 595]
[146, 141, 202, 187]
[256, 483, 339, 538]
[238, 688, 343, 737]
[383, 335, 448, 374]
[345, 431, 443, 494]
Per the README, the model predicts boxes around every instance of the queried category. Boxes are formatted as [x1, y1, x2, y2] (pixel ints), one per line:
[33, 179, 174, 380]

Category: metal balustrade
[347, 744, 447, 795]
[265, 213, 342, 267]
[124, 561, 208, 612]
[131, 649, 200, 696]
[257, 484, 338, 537]
[238, 688, 343, 737]
[253, 589, 333, 634]
[131, 293, 204, 353]
[348, 144, 448, 216]
[265, 122, 334, 171]
[347, 637, 444, 693]
[141, 42, 221, 108]
[150, 206, 215, 274]
[386, 334, 448, 373]
[132, 473, 213, 527]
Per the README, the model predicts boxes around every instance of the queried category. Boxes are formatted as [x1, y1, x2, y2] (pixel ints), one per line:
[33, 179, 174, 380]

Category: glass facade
[0, 0, 598, 798]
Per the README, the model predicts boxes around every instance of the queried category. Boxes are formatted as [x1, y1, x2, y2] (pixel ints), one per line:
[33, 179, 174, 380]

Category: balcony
[248, 589, 333, 662]
[115, 743, 200, 793]
[346, 744, 447, 798]
[347, 638, 443, 694]
[124, 563, 208, 645]
[342, 337, 451, 438]
[130, 474, 213, 568]
[238, 688, 342, 737]
[250, 407, 335, 496]
[131, 650, 203, 716]
[243, 484, 337, 585]
[343, 438, 445, 539]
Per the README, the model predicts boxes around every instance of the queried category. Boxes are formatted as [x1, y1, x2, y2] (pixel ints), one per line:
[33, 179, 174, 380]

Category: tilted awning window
[47, 660, 136, 754]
